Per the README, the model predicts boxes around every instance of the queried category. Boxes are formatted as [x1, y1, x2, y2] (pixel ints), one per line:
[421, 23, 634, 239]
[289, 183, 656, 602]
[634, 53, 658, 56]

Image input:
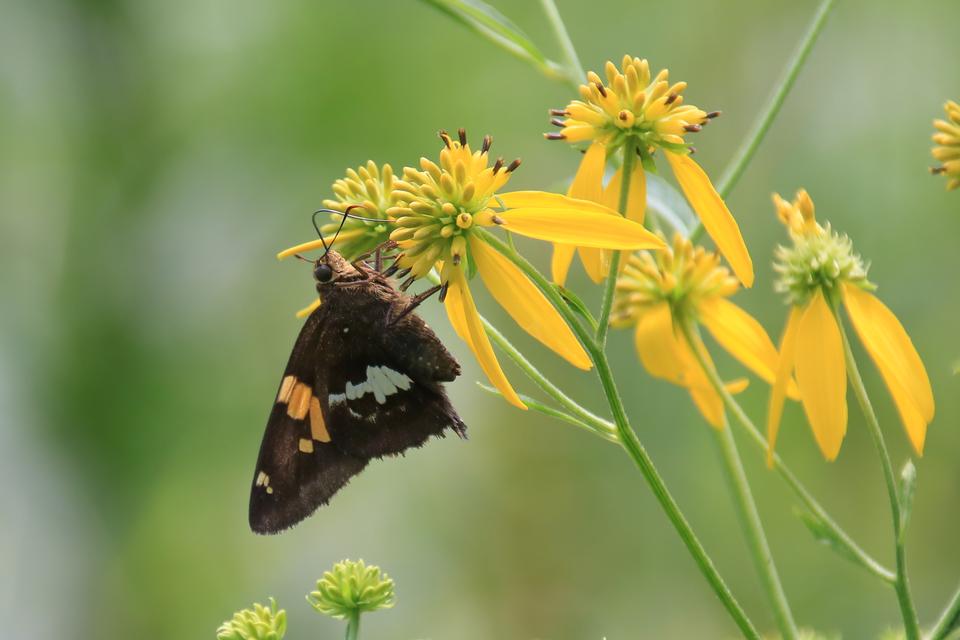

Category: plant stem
[928, 583, 960, 640]
[481, 319, 616, 438]
[683, 323, 798, 638]
[540, 0, 584, 87]
[690, 0, 836, 242]
[715, 374, 896, 585]
[478, 238, 761, 639]
[595, 143, 636, 346]
[345, 610, 360, 640]
[838, 319, 922, 639]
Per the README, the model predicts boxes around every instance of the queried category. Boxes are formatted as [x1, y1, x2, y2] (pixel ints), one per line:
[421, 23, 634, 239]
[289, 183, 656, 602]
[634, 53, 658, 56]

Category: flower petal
[470, 237, 591, 370]
[444, 268, 526, 409]
[700, 297, 800, 399]
[495, 191, 612, 215]
[498, 205, 665, 249]
[795, 291, 847, 461]
[604, 162, 647, 224]
[633, 303, 723, 428]
[576, 246, 609, 283]
[842, 283, 934, 455]
[567, 141, 606, 202]
[665, 151, 754, 287]
[766, 306, 802, 466]
[551, 242, 577, 285]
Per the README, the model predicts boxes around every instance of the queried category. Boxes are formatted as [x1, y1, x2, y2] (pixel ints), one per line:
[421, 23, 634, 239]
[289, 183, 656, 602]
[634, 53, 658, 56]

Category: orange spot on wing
[309, 396, 331, 442]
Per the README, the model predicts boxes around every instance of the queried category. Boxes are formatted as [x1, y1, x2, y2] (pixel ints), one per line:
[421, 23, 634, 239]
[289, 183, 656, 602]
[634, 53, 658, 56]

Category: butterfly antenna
[311, 209, 332, 254]
[312, 206, 388, 258]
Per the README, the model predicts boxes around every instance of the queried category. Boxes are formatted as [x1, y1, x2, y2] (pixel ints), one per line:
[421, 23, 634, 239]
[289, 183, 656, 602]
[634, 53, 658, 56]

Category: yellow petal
[444, 268, 526, 409]
[842, 283, 934, 455]
[495, 191, 613, 215]
[795, 291, 847, 461]
[295, 297, 321, 318]
[633, 304, 723, 428]
[699, 297, 800, 400]
[567, 141, 606, 202]
[766, 306, 802, 466]
[551, 243, 577, 285]
[604, 162, 647, 224]
[276, 229, 366, 260]
[576, 246, 609, 283]
[498, 205, 665, 249]
[665, 151, 754, 287]
[470, 237, 591, 370]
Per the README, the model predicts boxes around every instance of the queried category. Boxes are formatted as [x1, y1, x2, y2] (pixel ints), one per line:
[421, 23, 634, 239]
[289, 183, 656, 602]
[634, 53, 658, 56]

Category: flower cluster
[216, 598, 286, 640]
[612, 234, 790, 427]
[307, 559, 396, 619]
[548, 56, 753, 288]
[767, 190, 934, 461]
[931, 99, 960, 190]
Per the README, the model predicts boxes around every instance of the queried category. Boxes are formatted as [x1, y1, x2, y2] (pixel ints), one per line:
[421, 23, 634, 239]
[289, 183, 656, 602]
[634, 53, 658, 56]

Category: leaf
[420, 0, 554, 73]
[898, 460, 917, 542]
[795, 507, 863, 568]
[554, 284, 599, 333]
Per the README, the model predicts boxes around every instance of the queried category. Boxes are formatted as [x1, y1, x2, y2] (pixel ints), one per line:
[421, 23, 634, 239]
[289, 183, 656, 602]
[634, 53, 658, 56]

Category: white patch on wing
[327, 366, 414, 407]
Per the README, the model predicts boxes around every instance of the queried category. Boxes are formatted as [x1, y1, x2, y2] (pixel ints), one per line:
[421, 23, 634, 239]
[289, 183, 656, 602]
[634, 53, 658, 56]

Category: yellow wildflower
[388, 130, 665, 408]
[611, 235, 791, 427]
[931, 100, 960, 190]
[547, 55, 753, 287]
[767, 190, 935, 462]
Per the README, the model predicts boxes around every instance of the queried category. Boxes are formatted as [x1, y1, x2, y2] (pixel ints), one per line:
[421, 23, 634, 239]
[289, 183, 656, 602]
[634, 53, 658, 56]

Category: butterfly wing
[249, 306, 368, 535]
[318, 288, 467, 459]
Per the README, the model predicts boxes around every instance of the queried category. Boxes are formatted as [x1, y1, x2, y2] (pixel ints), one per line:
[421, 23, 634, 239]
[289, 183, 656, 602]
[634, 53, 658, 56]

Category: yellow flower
[931, 100, 960, 190]
[767, 190, 935, 462]
[547, 55, 753, 287]
[611, 234, 790, 427]
[277, 162, 396, 317]
[388, 130, 665, 408]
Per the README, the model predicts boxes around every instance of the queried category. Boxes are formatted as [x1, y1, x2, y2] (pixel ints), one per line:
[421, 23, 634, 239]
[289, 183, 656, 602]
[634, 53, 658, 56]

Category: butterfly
[249, 213, 466, 534]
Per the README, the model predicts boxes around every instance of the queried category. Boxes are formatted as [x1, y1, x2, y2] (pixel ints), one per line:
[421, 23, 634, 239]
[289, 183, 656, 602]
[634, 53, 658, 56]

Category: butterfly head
[312, 250, 360, 290]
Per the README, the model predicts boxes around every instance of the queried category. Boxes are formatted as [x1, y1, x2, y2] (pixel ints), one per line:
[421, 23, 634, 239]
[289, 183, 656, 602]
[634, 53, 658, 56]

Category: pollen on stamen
[506, 159, 522, 173]
[544, 132, 566, 140]
[549, 109, 568, 116]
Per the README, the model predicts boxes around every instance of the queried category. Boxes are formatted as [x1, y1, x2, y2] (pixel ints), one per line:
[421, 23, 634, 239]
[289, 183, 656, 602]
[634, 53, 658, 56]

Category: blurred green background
[2, 0, 958, 637]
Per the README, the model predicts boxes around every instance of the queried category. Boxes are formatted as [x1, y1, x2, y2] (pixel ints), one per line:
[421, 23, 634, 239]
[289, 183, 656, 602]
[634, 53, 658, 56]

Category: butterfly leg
[388, 284, 443, 326]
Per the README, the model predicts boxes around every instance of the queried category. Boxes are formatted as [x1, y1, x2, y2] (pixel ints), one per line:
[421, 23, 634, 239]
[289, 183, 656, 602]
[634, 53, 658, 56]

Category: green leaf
[795, 507, 863, 568]
[646, 170, 696, 235]
[554, 284, 599, 333]
[898, 460, 917, 541]
[419, 0, 559, 77]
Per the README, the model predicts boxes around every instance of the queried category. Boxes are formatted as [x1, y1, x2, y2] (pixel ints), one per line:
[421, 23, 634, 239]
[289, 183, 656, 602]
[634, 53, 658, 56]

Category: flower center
[774, 224, 872, 306]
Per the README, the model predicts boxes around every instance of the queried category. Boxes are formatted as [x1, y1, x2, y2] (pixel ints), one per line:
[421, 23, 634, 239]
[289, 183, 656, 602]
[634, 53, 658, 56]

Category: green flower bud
[307, 559, 396, 620]
[216, 598, 286, 640]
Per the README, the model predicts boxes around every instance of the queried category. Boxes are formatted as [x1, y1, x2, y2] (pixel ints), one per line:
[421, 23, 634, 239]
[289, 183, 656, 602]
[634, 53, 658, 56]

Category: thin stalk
[595, 143, 636, 345]
[928, 583, 960, 640]
[478, 228, 760, 639]
[690, 0, 836, 242]
[717, 376, 896, 585]
[838, 319, 922, 639]
[481, 318, 615, 437]
[683, 323, 798, 639]
[345, 610, 360, 640]
[540, 0, 584, 86]
[478, 384, 620, 444]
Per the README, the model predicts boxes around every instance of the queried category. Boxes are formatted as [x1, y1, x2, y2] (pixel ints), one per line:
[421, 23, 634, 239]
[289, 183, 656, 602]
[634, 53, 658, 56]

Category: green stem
[690, 0, 836, 242]
[683, 323, 798, 639]
[928, 583, 960, 640]
[481, 319, 616, 438]
[345, 610, 360, 640]
[838, 319, 922, 639]
[478, 228, 760, 639]
[717, 375, 896, 585]
[540, 0, 584, 87]
[595, 143, 636, 346]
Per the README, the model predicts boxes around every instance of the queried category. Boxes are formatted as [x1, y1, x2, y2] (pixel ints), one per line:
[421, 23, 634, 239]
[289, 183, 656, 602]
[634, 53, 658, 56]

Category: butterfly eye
[314, 263, 334, 283]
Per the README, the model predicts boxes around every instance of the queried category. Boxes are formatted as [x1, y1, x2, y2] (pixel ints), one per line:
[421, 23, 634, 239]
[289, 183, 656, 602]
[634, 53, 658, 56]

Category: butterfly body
[249, 250, 465, 534]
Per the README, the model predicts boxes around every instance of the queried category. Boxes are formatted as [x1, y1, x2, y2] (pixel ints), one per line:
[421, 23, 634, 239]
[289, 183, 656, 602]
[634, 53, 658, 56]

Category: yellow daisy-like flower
[547, 55, 753, 287]
[767, 189, 935, 462]
[388, 130, 665, 408]
[610, 234, 790, 427]
[931, 99, 960, 190]
[278, 161, 396, 317]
